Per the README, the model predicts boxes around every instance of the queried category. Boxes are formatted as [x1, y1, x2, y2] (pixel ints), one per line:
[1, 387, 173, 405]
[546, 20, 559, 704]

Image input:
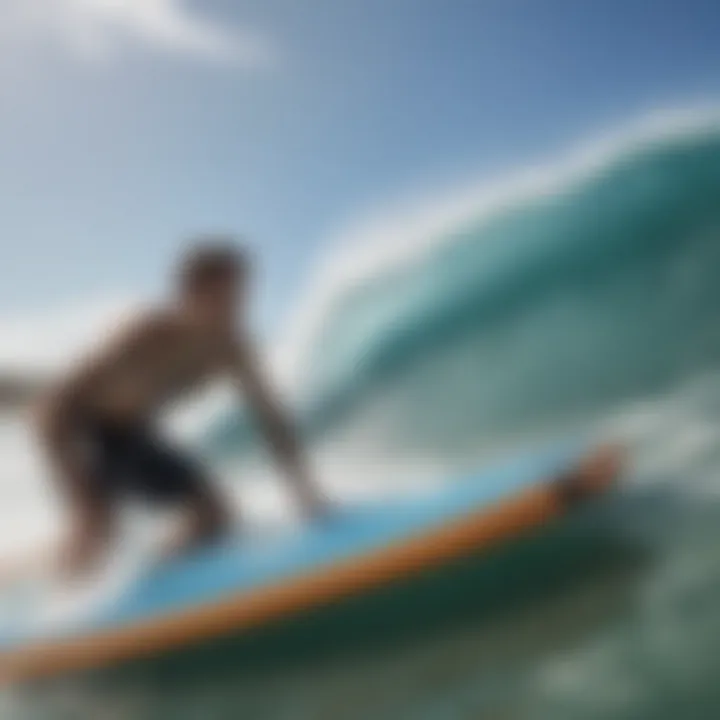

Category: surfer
[33, 239, 327, 576]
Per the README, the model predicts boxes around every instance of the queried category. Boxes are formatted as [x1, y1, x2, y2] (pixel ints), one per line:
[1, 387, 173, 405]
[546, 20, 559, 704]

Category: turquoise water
[6, 116, 720, 718]
[211, 119, 720, 458]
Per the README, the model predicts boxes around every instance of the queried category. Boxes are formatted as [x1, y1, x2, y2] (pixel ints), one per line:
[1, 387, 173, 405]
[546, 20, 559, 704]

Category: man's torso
[77, 310, 234, 423]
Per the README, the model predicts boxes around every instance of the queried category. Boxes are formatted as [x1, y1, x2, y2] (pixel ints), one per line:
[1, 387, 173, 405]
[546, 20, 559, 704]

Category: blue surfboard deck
[0, 439, 612, 681]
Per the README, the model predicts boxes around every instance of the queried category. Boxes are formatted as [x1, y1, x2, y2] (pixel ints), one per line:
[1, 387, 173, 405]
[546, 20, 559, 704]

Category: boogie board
[0, 441, 621, 686]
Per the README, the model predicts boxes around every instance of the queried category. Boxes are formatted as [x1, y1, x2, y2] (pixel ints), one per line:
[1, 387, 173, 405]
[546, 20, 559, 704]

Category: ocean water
[5, 112, 720, 718]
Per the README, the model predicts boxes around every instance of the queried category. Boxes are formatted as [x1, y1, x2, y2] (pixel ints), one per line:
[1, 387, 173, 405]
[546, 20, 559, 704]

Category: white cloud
[0, 295, 140, 375]
[0, 0, 275, 67]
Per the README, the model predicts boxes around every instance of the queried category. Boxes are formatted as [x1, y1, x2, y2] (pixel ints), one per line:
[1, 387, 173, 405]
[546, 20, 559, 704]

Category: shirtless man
[34, 240, 325, 576]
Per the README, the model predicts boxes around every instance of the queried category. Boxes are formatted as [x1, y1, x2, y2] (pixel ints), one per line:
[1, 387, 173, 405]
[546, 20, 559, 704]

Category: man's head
[176, 238, 249, 329]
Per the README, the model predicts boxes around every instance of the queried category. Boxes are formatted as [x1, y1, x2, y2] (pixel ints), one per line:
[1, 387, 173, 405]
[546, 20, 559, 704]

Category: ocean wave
[210, 110, 720, 457]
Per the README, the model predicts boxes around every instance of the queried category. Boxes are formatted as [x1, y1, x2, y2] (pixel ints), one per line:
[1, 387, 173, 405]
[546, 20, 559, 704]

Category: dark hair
[178, 238, 248, 291]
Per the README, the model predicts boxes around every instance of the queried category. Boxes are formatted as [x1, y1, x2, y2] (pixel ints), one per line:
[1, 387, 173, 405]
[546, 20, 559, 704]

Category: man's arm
[228, 336, 327, 518]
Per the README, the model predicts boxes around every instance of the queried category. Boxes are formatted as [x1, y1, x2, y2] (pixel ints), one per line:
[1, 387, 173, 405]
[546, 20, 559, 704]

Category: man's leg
[179, 481, 233, 552]
[155, 481, 232, 564]
[135, 434, 234, 561]
[0, 490, 112, 586]
[61, 489, 115, 578]
[37, 415, 116, 579]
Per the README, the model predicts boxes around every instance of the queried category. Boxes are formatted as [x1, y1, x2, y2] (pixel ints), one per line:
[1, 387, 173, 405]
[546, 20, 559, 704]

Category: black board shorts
[84, 417, 209, 505]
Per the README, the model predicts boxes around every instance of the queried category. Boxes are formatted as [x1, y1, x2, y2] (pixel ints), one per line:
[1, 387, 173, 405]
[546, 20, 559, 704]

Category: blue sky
[1, 0, 720, 334]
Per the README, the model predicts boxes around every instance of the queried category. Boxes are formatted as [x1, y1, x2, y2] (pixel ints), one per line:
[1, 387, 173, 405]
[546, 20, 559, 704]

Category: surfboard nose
[553, 444, 624, 507]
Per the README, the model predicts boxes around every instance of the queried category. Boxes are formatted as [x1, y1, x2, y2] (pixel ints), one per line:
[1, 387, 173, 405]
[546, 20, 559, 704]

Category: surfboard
[0, 441, 620, 686]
